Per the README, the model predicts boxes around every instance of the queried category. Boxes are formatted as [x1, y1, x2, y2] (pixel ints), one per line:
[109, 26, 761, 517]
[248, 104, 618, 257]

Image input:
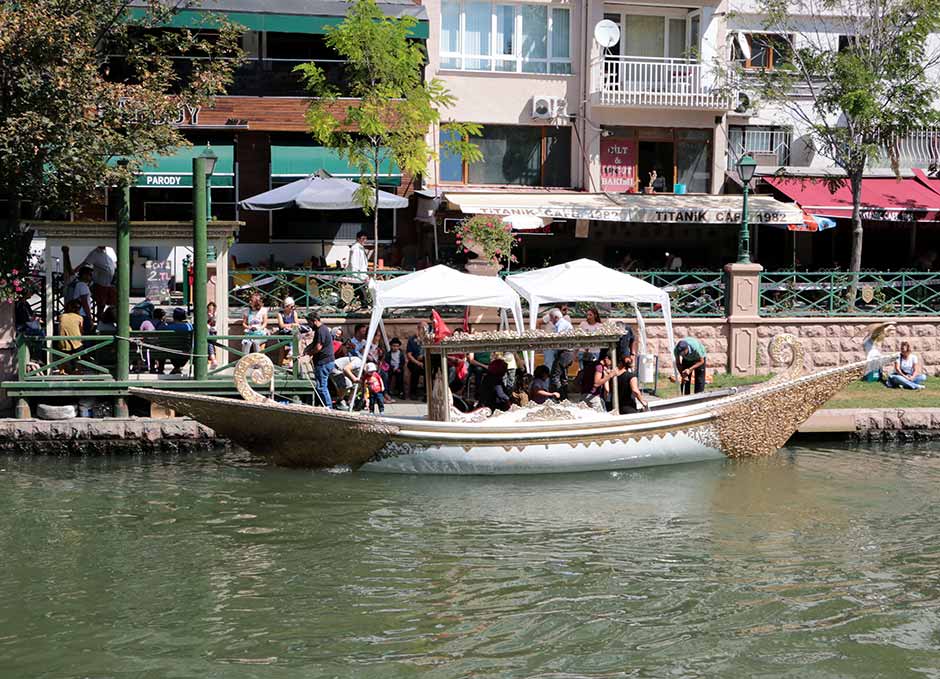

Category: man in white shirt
[64, 266, 94, 332]
[548, 307, 574, 400]
[349, 231, 370, 277]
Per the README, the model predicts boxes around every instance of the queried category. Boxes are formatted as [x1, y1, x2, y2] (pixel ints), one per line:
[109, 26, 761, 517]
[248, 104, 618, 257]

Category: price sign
[145, 259, 173, 303]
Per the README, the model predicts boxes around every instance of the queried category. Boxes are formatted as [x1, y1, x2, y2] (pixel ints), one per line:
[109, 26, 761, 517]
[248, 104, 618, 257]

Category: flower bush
[453, 215, 519, 265]
[0, 231, 40, 304]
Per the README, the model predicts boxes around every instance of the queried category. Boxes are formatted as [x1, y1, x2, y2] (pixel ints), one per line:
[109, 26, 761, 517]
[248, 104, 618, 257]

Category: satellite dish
[593, 19, 621, 49]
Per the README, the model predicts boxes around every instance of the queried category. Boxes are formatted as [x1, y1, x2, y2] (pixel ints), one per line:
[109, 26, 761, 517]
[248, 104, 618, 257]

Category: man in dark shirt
[405, 322, 425, 400]
[305, 311, 335, 408]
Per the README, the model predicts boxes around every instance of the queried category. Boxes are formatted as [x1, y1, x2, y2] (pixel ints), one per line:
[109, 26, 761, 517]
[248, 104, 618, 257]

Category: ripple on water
[1, 444, 940, 677]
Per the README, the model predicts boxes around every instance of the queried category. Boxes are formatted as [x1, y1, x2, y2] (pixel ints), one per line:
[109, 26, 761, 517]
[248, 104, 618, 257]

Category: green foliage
[295, 0, 480, 266]
[741, 0, 940, 275]
[454, 215, 518, 265]
[0, 0, 244, 225]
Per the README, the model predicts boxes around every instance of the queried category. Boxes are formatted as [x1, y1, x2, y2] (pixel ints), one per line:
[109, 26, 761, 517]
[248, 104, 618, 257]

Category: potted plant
[454, 215, 519, 275]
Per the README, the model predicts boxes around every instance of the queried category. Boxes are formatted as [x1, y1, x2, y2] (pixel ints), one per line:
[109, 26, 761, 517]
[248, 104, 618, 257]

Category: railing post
[292, 330, 300, 379]
[724, 262, 764, 375]
[192, 157, 209, 382]
[116, 180, 131, 382]
[16, 337, 28, 379]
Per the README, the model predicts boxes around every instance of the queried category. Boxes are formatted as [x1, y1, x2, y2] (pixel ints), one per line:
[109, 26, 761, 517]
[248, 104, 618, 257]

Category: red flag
[431, 310, 453, 342]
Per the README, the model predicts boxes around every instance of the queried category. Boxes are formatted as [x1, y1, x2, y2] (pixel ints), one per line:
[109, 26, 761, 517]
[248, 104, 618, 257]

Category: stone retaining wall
[0, 417, 225, 455]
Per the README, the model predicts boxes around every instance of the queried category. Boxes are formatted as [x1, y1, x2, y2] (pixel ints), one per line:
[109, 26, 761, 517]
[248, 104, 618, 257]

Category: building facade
[421, 0, 940, 271]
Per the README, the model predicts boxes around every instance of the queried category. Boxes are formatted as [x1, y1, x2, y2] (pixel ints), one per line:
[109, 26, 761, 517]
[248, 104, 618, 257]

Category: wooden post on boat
[440, 349, 452, 423]
[609, 341, 619, 414]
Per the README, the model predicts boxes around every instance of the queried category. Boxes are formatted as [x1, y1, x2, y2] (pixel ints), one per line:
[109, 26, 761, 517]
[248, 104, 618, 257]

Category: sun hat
[365, 362, 377, 372]
[283, 296, 295, 307]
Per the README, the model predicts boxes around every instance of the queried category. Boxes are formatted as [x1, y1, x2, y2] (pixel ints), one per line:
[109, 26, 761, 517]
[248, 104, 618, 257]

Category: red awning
[766, 176, 940, 222]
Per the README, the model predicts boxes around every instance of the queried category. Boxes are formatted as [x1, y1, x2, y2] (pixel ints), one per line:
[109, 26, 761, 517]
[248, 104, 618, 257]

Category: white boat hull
[360, 431, 724, 474]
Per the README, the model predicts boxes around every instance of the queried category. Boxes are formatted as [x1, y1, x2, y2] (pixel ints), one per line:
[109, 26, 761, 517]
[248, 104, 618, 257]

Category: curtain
[521, 4, 547, 73]
[464, 1, 492, 70]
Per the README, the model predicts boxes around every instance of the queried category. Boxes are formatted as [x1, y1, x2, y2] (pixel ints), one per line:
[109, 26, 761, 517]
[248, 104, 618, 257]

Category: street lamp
[736, 154, 758, 264]
[199, 145, 218, 221]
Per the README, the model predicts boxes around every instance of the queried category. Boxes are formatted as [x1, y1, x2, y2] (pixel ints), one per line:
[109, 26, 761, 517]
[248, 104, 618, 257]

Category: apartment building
[422, 0, 940, 269]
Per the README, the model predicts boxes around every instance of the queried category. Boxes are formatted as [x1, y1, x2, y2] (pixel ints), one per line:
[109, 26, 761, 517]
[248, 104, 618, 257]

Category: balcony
[727, 126, 791, 169]
[870, 128, 940, 170]
[591, 56, 734, 110]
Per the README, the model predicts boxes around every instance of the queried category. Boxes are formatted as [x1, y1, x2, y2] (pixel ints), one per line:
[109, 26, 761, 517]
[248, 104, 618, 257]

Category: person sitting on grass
[886, 341, 927, 390]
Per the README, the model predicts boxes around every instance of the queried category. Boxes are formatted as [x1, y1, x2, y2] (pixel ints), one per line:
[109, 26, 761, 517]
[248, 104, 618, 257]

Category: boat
[130, 322, 895, 475]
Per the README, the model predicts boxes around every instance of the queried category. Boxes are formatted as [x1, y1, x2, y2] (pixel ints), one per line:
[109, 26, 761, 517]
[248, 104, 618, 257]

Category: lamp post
[736, 154, 757, 264]
[192, 147, 217, 381]
[200, 145, 218, 222]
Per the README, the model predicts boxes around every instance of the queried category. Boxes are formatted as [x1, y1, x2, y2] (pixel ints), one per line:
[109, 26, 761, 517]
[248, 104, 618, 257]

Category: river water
[2, 444, 940, 678]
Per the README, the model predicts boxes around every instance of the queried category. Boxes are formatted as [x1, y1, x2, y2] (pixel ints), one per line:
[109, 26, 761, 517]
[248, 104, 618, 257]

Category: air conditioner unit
[532, 95, 565, 120]
[749, 152, 780, 166]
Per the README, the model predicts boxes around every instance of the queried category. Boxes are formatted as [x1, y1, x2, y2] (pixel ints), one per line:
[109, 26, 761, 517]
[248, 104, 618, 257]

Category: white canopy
[352, 266, 525, 407]
[239, 173, 408, 211]
[504, 258, 676, 367]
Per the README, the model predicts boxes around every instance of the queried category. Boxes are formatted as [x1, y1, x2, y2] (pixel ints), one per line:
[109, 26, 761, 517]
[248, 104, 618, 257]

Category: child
[364, 362, 386, 414]
[386, 337, 405, 398]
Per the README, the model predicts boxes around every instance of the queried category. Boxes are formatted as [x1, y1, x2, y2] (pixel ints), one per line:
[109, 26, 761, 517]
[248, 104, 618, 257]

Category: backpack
[130, 301, 155, 331]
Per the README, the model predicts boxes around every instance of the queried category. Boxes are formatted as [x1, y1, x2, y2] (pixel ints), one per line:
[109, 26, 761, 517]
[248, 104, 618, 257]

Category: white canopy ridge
[352, 265, 526, 410]
[504, 258, 676, 370]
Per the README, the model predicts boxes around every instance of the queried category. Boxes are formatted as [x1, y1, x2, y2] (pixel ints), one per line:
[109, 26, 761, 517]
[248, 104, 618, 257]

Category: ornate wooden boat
[130, 325, 895, 475]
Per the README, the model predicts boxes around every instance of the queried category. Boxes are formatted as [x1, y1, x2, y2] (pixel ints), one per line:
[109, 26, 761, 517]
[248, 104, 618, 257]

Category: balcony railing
[727, 127, 791, 170]
[591, 56, 734, 109]
[870, 127, 940, 170]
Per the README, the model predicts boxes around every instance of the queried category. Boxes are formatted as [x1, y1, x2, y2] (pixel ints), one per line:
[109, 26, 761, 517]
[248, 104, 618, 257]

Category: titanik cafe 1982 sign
[601, 137, 637, 193]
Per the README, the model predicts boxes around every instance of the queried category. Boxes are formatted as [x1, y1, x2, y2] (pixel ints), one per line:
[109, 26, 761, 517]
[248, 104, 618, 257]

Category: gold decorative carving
[339, 283, 355, 304]
[521, 404, 578, 422]
[766, 333, 805, 384]
[861, 285, 875, 303]
[234, 353, 276, 403]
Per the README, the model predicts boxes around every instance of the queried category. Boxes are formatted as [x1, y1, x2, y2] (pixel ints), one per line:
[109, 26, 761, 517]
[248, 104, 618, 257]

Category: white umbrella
[239, 172, 408, 211]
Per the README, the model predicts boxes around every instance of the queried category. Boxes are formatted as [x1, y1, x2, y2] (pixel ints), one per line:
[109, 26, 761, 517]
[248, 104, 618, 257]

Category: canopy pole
[633, 303, 648, 356]
[610, 341, 619, 415]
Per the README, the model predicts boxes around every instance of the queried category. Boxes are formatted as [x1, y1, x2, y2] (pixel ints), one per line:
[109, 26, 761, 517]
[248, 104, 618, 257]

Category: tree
[296, 0, 481, 270]
[741, 0, 940, 298]
[0, 0, 243, 269]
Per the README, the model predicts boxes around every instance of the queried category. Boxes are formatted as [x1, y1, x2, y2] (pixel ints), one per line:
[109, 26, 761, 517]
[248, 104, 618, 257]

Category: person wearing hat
[364, 362, 386, 414]
[674, 337, 707, 395]
[303, 311, 335, 408]
[165, 308, 194, 374]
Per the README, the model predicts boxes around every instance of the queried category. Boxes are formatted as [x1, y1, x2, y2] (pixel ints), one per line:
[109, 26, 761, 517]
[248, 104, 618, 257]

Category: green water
[2, 445, 940, 678]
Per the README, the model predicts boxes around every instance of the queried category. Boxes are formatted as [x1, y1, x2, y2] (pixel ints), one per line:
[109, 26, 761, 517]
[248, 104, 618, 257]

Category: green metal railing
[500, 269, 727, 317]
[209, 333, 303, 379]
[759, 270, 940, 316]
[229, 269, 412, 315]
[631, 271, 726, 317]
[14, 332, 309, 382]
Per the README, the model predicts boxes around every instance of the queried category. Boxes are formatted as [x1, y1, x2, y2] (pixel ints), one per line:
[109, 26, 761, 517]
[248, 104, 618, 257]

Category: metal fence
[229, 269, 412, 316]
[759, 270, 940, 316]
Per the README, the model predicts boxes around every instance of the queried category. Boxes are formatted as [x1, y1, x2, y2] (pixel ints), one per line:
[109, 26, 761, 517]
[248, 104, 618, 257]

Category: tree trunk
[373, 149, 380, 272]
[846, 171, 864, 309]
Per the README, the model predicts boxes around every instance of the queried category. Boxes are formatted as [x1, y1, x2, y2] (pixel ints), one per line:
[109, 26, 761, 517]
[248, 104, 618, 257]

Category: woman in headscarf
[478, 358, 511, 411]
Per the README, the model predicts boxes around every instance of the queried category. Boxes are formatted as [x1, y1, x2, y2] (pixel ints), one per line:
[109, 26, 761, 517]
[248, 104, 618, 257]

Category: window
[440, 125, 571, 187]
[838, 35, 860, 53]
[602, 11, 697, 60]
[732, 33, 791, 70]
[727, 125, 792, 169]
[440, 1, 572, 74]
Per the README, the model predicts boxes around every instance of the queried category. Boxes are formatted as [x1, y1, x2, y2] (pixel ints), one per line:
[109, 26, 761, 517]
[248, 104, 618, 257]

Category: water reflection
[1, 444, 940, 677]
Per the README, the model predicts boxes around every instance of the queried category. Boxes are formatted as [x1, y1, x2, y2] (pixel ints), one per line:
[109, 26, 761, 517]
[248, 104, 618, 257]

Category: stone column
[724, 262, 763, 375]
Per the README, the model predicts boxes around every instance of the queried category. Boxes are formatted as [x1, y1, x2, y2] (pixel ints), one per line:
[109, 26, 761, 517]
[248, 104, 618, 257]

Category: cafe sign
[473, 205, 799, 225]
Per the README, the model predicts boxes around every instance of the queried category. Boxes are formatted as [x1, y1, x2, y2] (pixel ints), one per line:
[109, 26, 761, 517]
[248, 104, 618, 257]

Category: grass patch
[663, 372, 940, 409]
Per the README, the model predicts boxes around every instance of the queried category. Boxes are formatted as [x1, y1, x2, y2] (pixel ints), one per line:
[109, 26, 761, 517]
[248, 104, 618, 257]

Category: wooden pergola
[27, 220, 240, 339]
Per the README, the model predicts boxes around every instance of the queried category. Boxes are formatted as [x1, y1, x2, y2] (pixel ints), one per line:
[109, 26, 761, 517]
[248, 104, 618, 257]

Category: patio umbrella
[766, 212, 837, 268]
[239, 172, 408, 211]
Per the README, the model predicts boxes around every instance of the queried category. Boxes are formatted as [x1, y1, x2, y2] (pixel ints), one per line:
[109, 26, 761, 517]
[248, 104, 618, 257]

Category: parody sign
[145, 259, 173, 303]
[600, 138, 637, 193]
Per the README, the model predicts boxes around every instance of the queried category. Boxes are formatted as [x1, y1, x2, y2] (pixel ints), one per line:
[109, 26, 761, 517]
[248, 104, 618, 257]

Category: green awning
[109, 145, 235, 188]
[271, 145, 401, 185]
[128, 8, 429, 39]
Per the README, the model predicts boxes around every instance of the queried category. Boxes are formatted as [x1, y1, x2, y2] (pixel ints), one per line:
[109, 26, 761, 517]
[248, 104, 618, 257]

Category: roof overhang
[26, 220, 242, 244]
